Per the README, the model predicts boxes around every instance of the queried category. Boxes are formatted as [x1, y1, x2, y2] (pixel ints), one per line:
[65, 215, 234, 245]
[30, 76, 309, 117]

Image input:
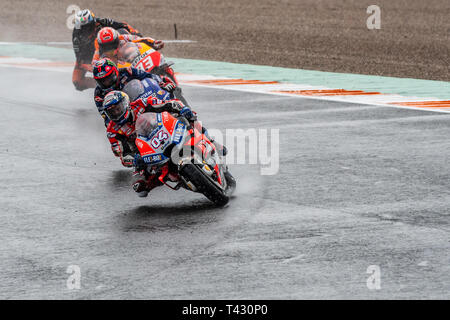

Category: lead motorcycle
[134, 111, 236, 206]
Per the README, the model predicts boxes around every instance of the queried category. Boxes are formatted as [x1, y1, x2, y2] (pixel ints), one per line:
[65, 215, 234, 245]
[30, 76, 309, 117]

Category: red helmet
[93, 58, 119, 89]
[97, 27, 119, 52]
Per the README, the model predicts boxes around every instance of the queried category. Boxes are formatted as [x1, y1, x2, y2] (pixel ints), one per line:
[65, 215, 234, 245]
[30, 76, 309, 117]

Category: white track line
[1, 56, 449, 115]
[180, 82, 450, 114]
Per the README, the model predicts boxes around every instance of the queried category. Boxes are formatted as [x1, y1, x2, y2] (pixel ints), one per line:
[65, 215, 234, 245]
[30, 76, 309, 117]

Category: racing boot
[132, 175, 163, 198]
[132, 179, 151, 197]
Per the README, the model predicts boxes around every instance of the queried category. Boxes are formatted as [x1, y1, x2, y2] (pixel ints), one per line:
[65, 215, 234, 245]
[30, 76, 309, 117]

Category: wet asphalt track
[0, 66, 449, 299]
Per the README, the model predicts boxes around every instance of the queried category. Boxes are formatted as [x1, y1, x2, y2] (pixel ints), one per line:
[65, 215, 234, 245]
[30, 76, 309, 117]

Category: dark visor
[105, 103, 125, 121]
[98, 72, 117, 89]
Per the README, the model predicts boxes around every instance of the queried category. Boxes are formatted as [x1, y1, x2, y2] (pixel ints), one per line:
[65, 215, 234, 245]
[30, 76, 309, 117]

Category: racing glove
[179, 106, 197, 122]
[153, 40, 164, 50]
[159, 76, 177, 92]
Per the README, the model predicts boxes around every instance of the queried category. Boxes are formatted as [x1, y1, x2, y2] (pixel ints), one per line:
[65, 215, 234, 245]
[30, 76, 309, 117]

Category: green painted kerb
[0, 44, 75, 61]
[169, 57, 450, 100]
[1, 43, 449, 99]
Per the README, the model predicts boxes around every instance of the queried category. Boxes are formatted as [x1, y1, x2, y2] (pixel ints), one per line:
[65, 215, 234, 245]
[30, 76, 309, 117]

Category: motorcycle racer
[103, 90, 227, 198]
[72, 9, 142, 91]
[103, 91, 196, 197]
[92, 58, 177, 125]
[91, 27, 164, 66]
[102, 90, 195, 169]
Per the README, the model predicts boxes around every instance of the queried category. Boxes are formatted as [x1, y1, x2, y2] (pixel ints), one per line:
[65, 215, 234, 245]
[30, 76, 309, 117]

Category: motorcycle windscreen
[124, 78, 173, 102]
[118, 42, 140, 63]
[135, 113, 170, 165]
[122, 79, 146, 102]
[136, 113, 160, 137]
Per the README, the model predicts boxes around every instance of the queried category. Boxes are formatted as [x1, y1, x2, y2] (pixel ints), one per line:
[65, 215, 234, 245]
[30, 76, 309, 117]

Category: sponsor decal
[173, 122, 185, 144]
[151, 129, 169, 149]
[143, 153, 166, 164]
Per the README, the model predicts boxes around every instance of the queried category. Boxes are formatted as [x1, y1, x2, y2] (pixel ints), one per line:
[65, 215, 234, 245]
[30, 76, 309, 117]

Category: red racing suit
[106, 96, 186, 166]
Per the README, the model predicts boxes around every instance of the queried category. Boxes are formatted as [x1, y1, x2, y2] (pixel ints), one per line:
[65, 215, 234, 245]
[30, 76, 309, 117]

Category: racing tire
[224, 170, 236, 196]
[180, 163, 230, 206]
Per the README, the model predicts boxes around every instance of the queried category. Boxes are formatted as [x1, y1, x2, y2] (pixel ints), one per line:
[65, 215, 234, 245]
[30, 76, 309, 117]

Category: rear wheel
[180, 163, 229, 206]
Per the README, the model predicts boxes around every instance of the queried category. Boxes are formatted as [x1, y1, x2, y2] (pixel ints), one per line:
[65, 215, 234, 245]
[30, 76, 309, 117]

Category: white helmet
[74, 9, 95, 30]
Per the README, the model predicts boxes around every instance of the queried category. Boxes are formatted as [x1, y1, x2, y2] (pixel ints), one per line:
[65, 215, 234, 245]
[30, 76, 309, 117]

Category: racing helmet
[97, 27, 120, 52]
[74, 9, 95, 30]
[93, 58, 119, 90]
[102, 91, 132, 125]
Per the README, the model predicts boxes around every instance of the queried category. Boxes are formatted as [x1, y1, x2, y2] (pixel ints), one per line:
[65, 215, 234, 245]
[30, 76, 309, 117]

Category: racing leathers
[91, 34, 164, 67]
[72, 18, 141, 91]
[108, 92, 227, 198]
[94, 67, 175, 125]
[106, 94, 192, 168]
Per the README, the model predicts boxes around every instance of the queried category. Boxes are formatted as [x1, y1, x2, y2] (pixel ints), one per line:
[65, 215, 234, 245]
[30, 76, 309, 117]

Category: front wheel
[180, 163, 230, 206]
